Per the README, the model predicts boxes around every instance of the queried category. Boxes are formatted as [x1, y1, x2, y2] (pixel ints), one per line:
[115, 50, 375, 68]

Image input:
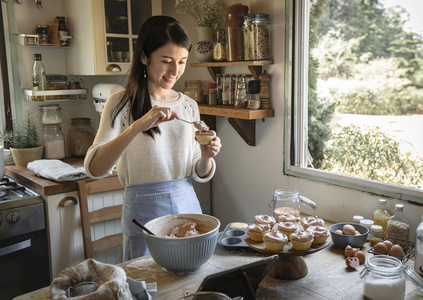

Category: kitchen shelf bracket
[228, 118, 256, 146]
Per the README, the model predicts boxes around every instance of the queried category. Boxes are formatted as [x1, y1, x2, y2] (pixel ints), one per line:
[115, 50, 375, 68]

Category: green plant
[0, 111, 41, 149]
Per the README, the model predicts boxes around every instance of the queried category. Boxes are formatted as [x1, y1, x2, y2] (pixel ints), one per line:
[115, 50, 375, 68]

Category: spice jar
[227, 4, 249, 61]
[221, 74, 230, 105]
[360, 256, 405, 300]
[68, 118, 95, 157]
[216, 74, 223, 105]
[208, 83, 217, 105]
[40, 104, 63, 124]
[183, 80, 204, 103]
[35, 25, 48, 45]
[42, 124, 66, 159]
[353, 215, 364, 224]
[234, 75, 247, 108]
[213, 30, 226, 62]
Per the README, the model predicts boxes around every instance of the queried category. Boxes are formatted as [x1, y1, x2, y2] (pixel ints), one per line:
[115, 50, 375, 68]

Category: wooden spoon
[131, 218, 156, 236]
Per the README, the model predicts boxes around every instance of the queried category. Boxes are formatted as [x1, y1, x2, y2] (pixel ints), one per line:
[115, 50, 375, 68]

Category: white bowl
[144, 214, 220, 273]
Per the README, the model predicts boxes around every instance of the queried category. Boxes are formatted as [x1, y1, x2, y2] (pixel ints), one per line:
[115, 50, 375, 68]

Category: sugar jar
[68, 118, 95, 157]
[360, 256, 405, 300]
[39, 104, 63, 124]
[42, 124, 65, 159]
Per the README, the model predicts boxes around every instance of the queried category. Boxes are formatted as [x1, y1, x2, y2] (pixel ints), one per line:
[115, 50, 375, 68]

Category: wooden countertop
[5, 157, 117, 196]
[13, 222, 423, 300]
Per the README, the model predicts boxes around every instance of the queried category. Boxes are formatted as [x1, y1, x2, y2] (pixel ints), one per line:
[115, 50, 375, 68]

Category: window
[285, 0, 423, 203]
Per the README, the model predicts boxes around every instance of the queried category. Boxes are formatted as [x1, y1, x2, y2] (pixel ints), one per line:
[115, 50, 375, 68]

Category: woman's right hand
[133, 105, 179, 132]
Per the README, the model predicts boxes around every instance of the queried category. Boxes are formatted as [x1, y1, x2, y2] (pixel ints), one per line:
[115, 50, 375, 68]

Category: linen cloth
[27, 159, 87, 182]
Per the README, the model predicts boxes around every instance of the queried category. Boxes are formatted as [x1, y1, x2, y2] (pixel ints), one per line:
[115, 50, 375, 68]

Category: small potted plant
[0, 111, 43, 166]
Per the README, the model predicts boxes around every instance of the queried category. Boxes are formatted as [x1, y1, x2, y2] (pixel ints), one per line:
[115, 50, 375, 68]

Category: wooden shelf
[190, 60, 273, 81]
[199, 105, 274, 146]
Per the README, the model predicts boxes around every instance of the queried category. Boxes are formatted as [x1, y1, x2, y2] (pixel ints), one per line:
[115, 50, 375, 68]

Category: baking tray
[218, 222, 251, 250]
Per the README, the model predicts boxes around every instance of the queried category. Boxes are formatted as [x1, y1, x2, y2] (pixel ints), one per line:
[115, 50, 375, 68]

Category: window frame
[284, 0, 423, 204]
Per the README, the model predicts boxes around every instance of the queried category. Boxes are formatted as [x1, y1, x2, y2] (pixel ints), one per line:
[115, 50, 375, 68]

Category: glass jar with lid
[183, 81, 204, 103]
[68, 118, 95, 157]
[360, 256, 405, 300]
[373, 199, 391, 238]
[387, 204, 410, 244]
[42, 124, 65, 159]
[272, 189, 301, 218]
[250, 14, 271, 60]
[40, 104, 63, 124]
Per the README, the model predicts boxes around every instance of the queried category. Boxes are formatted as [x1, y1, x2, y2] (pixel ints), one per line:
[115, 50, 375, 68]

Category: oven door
[0, 225, 50, 299]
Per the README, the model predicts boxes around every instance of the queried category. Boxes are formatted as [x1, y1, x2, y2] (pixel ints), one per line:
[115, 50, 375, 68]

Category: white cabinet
[64, 0, 162, 75]
[45, 187, 124, 278]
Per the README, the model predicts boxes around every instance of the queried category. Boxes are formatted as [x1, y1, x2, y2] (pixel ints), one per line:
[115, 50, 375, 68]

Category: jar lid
[370, 225, 383, 232]
[249, 13, 269, 20]
[42, 124, 62, 130]
[71, 117, 91, 125]
[40, 104, 61, 111]
[353, 215, 364, 222]
[208, 83, 217, 88]
[360, 219, 374, 227]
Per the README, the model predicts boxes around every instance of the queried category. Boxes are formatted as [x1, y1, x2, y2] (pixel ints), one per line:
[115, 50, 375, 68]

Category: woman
[84, 16, 222, 260]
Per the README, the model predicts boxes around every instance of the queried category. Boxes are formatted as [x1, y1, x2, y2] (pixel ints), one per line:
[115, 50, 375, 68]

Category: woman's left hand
[200, 136, 222, 158]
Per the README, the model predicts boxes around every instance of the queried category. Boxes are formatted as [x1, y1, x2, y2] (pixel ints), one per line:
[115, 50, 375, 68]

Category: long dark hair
[111, 16, 192, 138]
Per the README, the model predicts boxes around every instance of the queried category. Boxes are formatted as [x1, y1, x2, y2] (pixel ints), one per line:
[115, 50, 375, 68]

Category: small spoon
[179, 119, 209, 131]
[132, 218, 156, 236]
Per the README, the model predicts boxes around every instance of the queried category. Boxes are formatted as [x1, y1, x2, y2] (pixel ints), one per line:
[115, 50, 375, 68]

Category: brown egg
[343, 224, 356, 235]
[390, 244, 405, 258]
[346, 256, 360, 269]
[383, 240, 394, 252]
[374, 242, 389, 255]
[354, 251, 366, 264]
[355, 231, 361, 236]
[335, 229, 343, 235]
[345, 245, 359, 257]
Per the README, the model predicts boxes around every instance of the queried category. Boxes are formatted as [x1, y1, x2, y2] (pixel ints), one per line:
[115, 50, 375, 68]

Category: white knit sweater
[84, 91, 215, 187]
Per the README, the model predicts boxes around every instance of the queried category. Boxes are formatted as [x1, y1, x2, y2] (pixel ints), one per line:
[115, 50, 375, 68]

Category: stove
[0, 176, 50, 299]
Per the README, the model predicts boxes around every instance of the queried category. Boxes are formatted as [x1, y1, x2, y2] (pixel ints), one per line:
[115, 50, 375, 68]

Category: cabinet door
[45, 191, 84, 278]
[65, 0, 162, 75]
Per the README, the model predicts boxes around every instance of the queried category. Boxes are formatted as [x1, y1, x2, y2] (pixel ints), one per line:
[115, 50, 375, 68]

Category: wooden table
[14, 229, 423, 300]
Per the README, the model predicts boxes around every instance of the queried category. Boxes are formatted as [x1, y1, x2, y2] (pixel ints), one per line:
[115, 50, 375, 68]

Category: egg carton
[218, 222, 253, 250]
[367, 236, 415, 263]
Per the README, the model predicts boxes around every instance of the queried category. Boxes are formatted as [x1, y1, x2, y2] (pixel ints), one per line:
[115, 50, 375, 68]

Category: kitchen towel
[27, 159, 87, 182]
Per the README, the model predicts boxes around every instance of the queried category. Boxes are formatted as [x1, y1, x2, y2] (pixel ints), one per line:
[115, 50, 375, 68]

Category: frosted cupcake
[277, 214, 301, 225]
[290, 230, 314, 251]
[248, 223, 271, 242]
[301, 215, 324, 230]
[306, 225, 330, 244]
[263, 230, 288, 252]
[273, 222, 299, 240]
[254, 214, 276, 228]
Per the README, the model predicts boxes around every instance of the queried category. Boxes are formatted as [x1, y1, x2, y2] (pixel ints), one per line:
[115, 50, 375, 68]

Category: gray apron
[122, 176, 202, 261]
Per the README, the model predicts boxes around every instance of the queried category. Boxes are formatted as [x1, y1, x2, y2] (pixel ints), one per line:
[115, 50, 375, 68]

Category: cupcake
[290, 230, 314, 251]
[195, 130, 216, 145]
[301, 215, 324, 230]
[306, 225, 330, 244]
[277, 214, 301, 225]
[254, 214, 276, 227]
[263, 230, 288, 252]
[273, 222, 299, 240]
[248, 223, 271, 242]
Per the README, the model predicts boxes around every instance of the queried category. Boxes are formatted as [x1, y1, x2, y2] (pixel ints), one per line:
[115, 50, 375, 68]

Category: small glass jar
[370, 224, 384, 241]
[208, 83, 218, 105]
[40, 104, 63, 124]
[216, 74, 223, 105]
[221, 75, 230, 105]
[360, 219, 374, 241]
[213, 30, 226, 62]
[42, 124, 66, 159]
[353, 215, 364, 224]
[183, 81, 204, 104]
[272, 189, 301, 219]
[234, 75, 247, 108]
[68, 118, 95, 157]
[35, 25, 48, 45]
[360, 256, 405, 300]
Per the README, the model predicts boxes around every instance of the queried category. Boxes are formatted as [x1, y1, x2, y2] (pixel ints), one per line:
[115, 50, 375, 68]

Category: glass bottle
[387, 204, 410, 244]
[213, 30, 226, 62]
[272, 189, 301, 218]
[39, 104, 63, 125]
[68, 118, 95, 157]
[183, 81, 204, 104]
[360, 256, 405, 300]
[234, 75, 247, 108]
[32, 53, 46, 101]
[42, 124, 66, 159]
[373, 199, 391, 238]
[415, 213, 423, 276]
[56, 16, 69, 46]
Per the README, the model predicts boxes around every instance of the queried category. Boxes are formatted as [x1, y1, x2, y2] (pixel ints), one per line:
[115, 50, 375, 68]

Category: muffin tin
[218, 222, 251, 250]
